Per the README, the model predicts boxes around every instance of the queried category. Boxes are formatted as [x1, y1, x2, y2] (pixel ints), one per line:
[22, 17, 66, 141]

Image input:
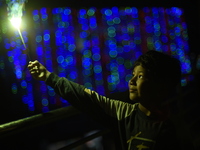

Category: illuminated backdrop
[1, 7, 192, 113]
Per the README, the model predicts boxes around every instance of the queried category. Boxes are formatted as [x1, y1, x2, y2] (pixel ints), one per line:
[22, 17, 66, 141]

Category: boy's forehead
[133, 65, 146, 72]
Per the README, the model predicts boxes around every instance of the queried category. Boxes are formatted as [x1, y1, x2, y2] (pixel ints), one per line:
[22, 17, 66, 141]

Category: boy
[28, 50, 181, 150]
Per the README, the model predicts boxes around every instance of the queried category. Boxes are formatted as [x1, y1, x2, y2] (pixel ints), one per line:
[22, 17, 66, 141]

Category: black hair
[133, 50, 181, 89]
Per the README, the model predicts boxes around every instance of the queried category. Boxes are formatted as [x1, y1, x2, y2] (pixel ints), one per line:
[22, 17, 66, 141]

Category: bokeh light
[2, 6, 192, 113]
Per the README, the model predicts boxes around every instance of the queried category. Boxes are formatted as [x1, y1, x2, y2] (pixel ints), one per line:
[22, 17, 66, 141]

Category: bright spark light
[10, 17, 22, 29]
[7, 0, 28, 50]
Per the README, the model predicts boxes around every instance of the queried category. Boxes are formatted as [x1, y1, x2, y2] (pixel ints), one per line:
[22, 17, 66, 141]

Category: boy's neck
[138, 103, 170, 120]
[138, 103, 152, 116]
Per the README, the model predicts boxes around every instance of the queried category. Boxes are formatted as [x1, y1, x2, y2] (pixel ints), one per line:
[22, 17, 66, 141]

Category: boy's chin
[129, 95, 140, 102]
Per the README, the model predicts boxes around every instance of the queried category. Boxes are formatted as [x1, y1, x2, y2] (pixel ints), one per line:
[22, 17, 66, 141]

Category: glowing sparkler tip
[10, 17, 22, 29]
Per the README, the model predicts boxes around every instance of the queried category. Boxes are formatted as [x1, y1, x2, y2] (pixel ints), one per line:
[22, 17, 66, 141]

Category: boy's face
[128, 65, 161, 105]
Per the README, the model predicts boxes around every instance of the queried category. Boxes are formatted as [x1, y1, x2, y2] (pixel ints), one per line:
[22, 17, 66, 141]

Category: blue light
[55, 30, 62, 37]
[146, 25, 153, 33]
[36, 46, 43, 56]
[22, 95, 28, 104]
[69, 71, 77, 80]
[83, 70, 92, 76]
[5, 43, 10, 49]
[155, 40, 161, 49]
[83, 58, 92, 68]
[21, 80, 27, 89]
[60, 36, 66, 43]
[87, 8, 95, 16]
[64, 8, 71, 15]
[44, 34, 50, 41]
[154, 22, 160, 30]
[161, 35, 168, 43]
[36, 35, 42, 43]
[108, 43, 117, 49]
[117, 46, 124, 53]
[57, 55, 64, 63]
[89, 17, 97, 28]
[12, 83, 17, 94]
[94, 65, 102, 73]
[58, 22, 66, 28]
[116, 57, 124, 65]
[68, 44, 76, 52]
[81, 31, 89, 38]
[16, 68, 22, 79]
[170, 43, 176, 51]
[113, 17, 121, 24]
[79, 9, 87, 18]
[92, 53, 101, 61]
[83, 50, 92, 57]
[42, 107, 49, 113]
[56, 8, 63, 13]
[109, 50, 118, 58]
[171, 7, 182, 17]
[32, 10, 39, 15]
[41, 8, 47, 14]
[125, 74, 132, 82]
[132, 7, 138, 14]
[105, 9, 112, 16]
[42, 14, 48, 21]
[65, 55, 74, 65]
[111, 7, 118, 13]
[110, 63, 118, 71]
[48, 90, 55, 96]
[33, 15, 39, 21]
[84, 82, 92, 89]
[42, 98, 49, 106]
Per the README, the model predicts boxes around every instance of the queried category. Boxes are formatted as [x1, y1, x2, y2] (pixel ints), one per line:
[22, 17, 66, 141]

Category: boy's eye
[138, 75, 143, 78]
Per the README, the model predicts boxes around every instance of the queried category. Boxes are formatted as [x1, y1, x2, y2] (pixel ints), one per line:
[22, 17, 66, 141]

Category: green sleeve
[46, 73, 136, 120]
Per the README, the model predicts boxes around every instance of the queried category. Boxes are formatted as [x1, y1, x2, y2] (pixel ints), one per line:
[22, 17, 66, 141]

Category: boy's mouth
[129, 89, 137, 92]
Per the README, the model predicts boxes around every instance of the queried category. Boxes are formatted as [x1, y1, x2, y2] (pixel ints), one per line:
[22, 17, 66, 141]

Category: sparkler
[7, 0, 29, 57]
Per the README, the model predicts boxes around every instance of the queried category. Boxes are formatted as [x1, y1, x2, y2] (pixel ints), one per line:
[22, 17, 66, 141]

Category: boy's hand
[28, 60, 51, 81]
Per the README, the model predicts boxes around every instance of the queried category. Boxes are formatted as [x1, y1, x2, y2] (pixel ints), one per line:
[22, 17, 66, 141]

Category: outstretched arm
[27, 60, 135, 121]
[27, 60, 51, 81]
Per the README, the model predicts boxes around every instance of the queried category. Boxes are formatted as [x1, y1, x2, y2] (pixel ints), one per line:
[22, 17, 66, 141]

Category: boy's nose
[129, 77, 136, 85]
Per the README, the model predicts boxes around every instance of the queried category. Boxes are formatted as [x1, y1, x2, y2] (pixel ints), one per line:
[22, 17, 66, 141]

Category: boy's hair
[133, 50, 181, 89]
